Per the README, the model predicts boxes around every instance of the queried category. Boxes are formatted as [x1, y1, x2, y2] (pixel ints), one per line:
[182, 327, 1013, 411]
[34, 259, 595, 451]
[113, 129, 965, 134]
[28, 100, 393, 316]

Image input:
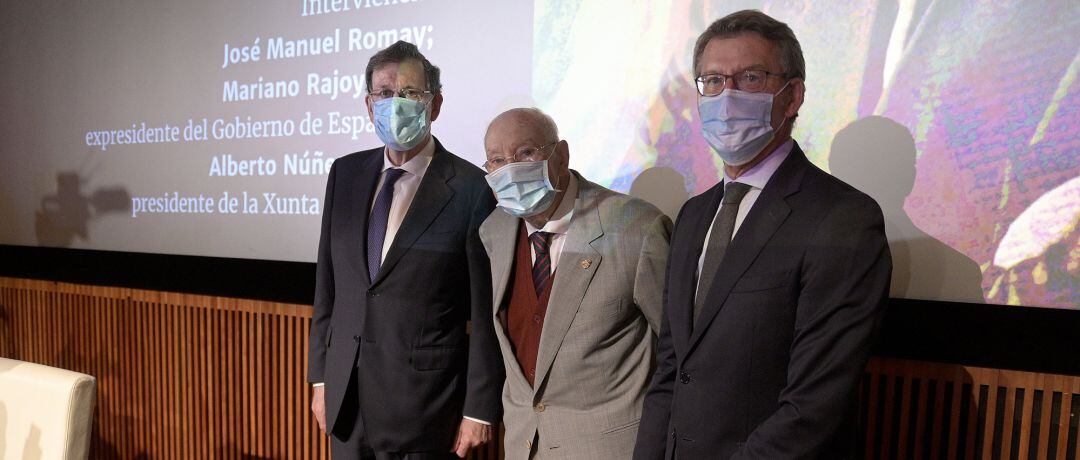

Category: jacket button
[534, 403, 546, 412]
[670, 428, 676, 439]
[679, 371, 690, 384]
[353, 335, 360, 343]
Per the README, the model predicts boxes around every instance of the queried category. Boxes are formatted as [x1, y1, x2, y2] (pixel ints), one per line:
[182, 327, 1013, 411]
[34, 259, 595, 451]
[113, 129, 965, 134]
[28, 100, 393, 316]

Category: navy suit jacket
[634, 142, 892, 459]
[308, 137, 503, 452]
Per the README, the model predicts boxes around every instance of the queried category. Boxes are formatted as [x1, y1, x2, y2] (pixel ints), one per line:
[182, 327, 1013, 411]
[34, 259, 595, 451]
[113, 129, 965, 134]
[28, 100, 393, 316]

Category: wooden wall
[1, 277, 335, 459]
[1, 277, 1076, 459]
[861, 358, 1078, 459]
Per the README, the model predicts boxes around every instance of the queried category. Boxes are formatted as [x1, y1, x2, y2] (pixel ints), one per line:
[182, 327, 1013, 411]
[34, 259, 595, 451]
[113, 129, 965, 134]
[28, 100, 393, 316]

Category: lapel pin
[580, 258, 592, 269]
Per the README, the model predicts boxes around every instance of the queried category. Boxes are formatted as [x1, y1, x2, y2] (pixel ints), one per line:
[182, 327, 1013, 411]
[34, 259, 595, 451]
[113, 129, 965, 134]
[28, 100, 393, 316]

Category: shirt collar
[381, 137, 435, 178]
[524, 171, 579, 236]
[723, 139, 793, 190]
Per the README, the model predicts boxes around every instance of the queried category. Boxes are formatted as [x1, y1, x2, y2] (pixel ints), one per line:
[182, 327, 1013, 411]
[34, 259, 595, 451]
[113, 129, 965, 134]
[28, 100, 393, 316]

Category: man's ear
[785, 79, 805, 119]
[365, 95, 374, 120]
[555, 139, 572, 180]
[429, 93, 444, 122]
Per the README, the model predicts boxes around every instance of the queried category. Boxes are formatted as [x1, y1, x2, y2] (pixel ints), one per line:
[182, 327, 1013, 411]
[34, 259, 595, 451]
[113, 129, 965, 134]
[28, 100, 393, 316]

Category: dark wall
[2, 244, 1077, 375]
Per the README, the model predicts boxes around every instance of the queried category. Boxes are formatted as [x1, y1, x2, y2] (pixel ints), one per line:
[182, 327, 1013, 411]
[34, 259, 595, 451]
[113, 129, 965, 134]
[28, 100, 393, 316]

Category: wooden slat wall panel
[863, 358, 1080, 460]
[4, 276, 1079, 459]
[1, 277, 506, 460]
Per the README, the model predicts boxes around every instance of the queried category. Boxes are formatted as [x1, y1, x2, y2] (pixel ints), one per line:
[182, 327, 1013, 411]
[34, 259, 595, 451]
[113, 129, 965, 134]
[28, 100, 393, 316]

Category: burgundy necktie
[530, 231, 554, 295]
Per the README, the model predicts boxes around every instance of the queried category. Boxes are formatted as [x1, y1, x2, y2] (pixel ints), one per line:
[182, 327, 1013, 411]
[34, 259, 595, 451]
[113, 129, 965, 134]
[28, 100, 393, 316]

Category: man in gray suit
[478, 108, 672, 459]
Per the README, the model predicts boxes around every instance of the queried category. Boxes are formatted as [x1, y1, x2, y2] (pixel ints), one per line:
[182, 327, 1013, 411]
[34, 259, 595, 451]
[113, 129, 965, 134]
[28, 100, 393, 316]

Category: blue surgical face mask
[373, 97, 429, 151]
[698, 81, 789, 166]
[484, 160, 559, 218]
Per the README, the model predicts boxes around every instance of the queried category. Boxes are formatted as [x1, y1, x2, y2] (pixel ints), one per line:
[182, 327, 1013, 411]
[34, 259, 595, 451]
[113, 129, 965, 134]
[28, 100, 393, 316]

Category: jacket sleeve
[307, 161, 338, 383]
[732, 195, 891, 459]
[633, 204, 685, 460]
[461, 189, 504, 423]
[634, 211, 673, 334]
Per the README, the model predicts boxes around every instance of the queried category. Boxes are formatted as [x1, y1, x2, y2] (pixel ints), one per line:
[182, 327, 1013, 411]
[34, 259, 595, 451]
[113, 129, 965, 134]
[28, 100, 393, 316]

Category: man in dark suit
[634, 10, 892, 459]
[307, 41, 503, 460]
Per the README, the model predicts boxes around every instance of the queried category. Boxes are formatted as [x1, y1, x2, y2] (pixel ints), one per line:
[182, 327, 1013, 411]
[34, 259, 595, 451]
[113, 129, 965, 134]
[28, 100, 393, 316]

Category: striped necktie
[530, 231, 554, 295]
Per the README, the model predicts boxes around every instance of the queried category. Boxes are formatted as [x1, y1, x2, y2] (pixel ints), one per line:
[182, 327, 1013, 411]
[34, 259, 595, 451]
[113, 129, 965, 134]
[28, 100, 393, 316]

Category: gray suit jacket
[479, 172, 672, 459]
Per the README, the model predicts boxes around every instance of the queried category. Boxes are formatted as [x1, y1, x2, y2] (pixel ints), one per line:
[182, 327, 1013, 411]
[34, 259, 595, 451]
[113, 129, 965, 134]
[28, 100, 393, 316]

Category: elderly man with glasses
[477, 107, 672, 459]
[308, 40, 503, 460]
[634, 10, 892, 460]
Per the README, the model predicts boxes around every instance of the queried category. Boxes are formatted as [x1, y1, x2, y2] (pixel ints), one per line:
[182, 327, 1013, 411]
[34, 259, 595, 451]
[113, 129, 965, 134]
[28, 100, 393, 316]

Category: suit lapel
[669, 182, 724, 357]
[371, 140, 455, 287]
[485, 211, 519, 319]
[348, 150, 384, 287]
[480, 210, 533, 389]
[533, 175, 603, 391]
[683, 146, 809, 360]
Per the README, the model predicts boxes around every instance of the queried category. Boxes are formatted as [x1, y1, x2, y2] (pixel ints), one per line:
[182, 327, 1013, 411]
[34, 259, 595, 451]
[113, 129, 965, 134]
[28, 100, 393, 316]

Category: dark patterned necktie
[530, 231, 554, 295]
[367, 168, 406, 282]
[694, 181, 752, 326]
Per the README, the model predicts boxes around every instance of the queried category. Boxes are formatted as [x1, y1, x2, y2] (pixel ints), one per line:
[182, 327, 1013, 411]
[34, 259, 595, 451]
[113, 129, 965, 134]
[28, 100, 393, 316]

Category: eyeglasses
[695, 69, 788, 96]
[483, 141, 559, 171]
[368, 87, 434, 102]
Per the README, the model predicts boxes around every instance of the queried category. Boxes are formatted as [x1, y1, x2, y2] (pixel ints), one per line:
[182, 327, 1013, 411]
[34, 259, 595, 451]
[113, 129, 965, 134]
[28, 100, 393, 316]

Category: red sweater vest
[503, 223, 554, 386]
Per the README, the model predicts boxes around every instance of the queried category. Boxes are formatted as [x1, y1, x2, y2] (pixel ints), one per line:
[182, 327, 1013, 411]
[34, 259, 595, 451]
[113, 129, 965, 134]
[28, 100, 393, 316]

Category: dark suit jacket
[634, 142, 892, 459]
[308, 137, 503, 452]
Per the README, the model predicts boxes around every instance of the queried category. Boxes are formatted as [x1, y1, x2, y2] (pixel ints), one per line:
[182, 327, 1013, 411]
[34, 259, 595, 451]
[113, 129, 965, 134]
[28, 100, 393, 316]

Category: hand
[311, 385, 327, 433]
[451, 418, 493, 457]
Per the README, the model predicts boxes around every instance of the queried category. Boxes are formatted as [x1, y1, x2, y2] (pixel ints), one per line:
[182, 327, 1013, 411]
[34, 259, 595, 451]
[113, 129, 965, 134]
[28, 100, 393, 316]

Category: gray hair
[693, 10, 805, 82]
[365, 40, 442, 94]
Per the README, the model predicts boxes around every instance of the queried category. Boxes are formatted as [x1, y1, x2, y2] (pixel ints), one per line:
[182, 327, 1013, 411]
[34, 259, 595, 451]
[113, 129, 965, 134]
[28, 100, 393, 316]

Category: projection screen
[1, 0, 1077, 309]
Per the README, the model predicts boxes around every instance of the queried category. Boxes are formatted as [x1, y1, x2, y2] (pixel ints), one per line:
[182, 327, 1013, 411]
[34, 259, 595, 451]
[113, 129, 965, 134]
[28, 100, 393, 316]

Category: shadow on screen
[829, 116, 984, 304]
[629, 166, 690, 219]
[35, 172, 130, 247]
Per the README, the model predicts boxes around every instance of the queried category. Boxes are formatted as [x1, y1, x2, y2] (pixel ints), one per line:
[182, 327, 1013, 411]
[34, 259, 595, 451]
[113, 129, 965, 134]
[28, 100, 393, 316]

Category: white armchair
[0, 358, 96, 460]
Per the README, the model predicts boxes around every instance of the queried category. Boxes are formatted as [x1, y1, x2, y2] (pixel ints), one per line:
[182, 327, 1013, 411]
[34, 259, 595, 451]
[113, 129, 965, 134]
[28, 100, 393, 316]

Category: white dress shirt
[524, 172, 579, 271]
[371, 139, 436, 263]
[696, 140, 794, 291]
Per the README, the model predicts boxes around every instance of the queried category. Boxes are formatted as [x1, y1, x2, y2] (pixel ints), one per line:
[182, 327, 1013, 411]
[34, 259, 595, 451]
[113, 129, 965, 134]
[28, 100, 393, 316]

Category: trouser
[330, 369, 457, 460]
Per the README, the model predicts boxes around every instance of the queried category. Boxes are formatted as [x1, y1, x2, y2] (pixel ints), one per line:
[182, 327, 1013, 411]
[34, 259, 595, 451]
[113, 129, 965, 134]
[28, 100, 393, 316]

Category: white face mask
[698, 81, 789, 166]
[484, 160, 558, 218]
